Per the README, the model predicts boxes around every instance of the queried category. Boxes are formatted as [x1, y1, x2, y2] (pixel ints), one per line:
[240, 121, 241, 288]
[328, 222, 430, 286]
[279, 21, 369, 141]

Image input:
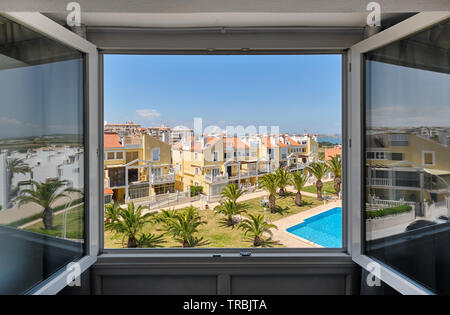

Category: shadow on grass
[278, 191, 295, 198]
[295, 200, 314, 208]
[216, 217, 241, 229]
[272, 206, 290, 216]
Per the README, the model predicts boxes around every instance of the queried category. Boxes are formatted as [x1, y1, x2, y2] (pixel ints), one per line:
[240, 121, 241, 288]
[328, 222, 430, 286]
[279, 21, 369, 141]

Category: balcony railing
[151, 173, 175, 185]
[239, 170, 258, 178]
[205, 174, 229, 184]
[368, 178, 393, 186]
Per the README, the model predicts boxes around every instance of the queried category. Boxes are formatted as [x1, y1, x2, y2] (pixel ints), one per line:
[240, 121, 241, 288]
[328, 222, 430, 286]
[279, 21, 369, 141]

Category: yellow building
[172, 133, 320, 196]
[104, 132, 175, 203]
[366, 131, 450, 215]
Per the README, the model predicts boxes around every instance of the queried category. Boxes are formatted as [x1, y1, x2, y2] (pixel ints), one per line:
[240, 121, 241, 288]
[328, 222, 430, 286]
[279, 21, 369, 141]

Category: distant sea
[317, 136, 342, 145]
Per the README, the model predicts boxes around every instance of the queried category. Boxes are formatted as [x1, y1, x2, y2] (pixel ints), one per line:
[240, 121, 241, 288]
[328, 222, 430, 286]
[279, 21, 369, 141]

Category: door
[0, 12, 99, 294]
[349, 12, 450, 294]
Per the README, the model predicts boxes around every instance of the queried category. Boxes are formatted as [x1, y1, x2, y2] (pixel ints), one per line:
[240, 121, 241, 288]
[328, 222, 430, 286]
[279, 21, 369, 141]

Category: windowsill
[98, 248, 350, 258]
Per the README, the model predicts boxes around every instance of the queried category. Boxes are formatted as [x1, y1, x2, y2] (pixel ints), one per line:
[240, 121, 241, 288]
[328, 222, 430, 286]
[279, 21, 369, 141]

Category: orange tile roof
[104, 133, 123, 148]
[262, 137, 287, 148]
[104, 188, 113, 195]
[285, 137, 301, 146]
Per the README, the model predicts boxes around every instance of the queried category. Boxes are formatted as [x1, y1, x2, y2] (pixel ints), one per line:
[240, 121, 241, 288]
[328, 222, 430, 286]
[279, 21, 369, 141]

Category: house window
[116, 152, 123, 159]
[390, 134, 409, 146]
[152, 148, 160, 162]
[391, 153, 403, 161]
[363, 18, 450, 294]
[422, 151, 435, 166]
[107, 152, 115, 160]
[0, 15, 86, 294]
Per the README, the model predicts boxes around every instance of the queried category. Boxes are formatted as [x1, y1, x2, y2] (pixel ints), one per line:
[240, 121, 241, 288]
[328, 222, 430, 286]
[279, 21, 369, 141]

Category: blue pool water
[286, 207, 342, 248]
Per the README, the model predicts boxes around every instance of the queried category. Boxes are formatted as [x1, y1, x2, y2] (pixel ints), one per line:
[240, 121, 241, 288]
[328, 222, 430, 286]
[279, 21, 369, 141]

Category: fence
[133, 191, 200, 210]
[366, 196, 416, 211]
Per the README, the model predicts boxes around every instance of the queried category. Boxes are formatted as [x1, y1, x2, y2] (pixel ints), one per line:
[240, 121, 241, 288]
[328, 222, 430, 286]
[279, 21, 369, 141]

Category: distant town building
[147, 126, 171, 144]
[170, 126, 194, 146]
[104, 121, 142, 137]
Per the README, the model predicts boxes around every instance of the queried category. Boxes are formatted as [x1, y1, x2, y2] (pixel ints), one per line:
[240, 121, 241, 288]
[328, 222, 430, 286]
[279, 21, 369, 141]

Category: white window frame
[2, 12, 100, 295]
[422, 150, 435, 166]
[152, 148, 160, 162]
[105, 150, 125, 160]
[349, 12, 449, 295]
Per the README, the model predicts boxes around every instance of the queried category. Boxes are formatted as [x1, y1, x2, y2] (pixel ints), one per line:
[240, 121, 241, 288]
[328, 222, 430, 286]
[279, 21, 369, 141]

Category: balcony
[239, 170, 258, 178]
[368, 177, 421, 188]
[368, 178, 393, 186]
[205, 174, 229, 184]
[151, 173, 175, 185]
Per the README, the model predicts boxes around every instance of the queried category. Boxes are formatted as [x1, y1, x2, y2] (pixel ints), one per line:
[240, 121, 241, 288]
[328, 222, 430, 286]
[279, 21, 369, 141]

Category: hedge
[190, 186, 203, 197]
[366, 205, 412, 219]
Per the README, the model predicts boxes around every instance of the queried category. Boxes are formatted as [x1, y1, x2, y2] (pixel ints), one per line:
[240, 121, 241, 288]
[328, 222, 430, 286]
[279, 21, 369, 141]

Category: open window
[102, 53, 345, 251]
[350, 12, 450, 294]
[0, 13, 99, 294]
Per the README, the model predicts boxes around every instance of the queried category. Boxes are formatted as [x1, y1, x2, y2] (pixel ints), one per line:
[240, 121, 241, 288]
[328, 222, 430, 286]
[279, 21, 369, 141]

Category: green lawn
[104, 194, 322, 249]
[302, 181, 337, 195]
[25, 205, 84, 240]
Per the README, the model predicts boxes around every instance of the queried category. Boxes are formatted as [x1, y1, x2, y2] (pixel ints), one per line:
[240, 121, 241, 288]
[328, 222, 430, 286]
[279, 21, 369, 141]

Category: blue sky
[366, 60, 450, 128]
[104, 54, 343, 134]
[0, 59, 84, 139]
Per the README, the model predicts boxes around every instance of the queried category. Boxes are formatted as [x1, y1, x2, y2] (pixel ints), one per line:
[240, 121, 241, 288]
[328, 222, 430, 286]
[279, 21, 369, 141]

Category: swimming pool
[286, 207, 342, 248]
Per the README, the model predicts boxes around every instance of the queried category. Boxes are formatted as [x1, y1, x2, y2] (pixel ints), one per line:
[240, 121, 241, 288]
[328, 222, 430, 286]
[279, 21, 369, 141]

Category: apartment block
[172, 133, 319, 196]
[104, 132, 175, 203]
[366, 131, 450, 217]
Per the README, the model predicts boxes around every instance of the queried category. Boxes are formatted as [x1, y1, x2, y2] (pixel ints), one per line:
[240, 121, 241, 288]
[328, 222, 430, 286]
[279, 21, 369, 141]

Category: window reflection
[364, 20, 450, 294]
[0, 16, 85, 294]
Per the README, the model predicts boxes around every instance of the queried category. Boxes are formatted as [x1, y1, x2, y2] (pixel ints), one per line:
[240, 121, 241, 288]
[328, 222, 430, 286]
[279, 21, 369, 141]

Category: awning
[424, 168, 450, 176]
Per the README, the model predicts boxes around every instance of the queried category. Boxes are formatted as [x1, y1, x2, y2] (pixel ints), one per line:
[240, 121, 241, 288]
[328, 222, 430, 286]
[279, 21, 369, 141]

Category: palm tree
[257, 173, 279, 213]
[162, 206, 207, 247]
[104, 202, 154, 248]
[104, 203, 121, 224]
[214, 199, 247, 226]
[238, 214, 278, 247]
[327, 156, 342, 198]
[221, 184, 244, 206]
[7, 158, 31, 181]
[275, 167, 291, 196]
[15, 179, 75, 230]
[136, 233, 166, 248]
[307, 162, 329, 201]
[7, 158, 31, 200]
[292, 171, 308, 206]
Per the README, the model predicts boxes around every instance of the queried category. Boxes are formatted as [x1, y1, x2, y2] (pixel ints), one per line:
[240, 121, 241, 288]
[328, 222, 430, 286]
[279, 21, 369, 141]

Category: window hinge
[349, 138, 352, 148]
[349, 63, 352, 72]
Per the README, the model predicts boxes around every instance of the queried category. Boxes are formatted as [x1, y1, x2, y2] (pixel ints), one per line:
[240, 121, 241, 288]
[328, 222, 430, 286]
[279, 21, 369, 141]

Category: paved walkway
[270, 200, 342, 248]
[0, 192, 82, 225]
[141, 183, 326, 215]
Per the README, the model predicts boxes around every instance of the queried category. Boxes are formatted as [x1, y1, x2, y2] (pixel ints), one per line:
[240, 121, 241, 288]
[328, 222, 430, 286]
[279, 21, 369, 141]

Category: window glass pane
[364, 20, 450, 294]
[0, 16, 85, 294]
[104, 54, 343, 249]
